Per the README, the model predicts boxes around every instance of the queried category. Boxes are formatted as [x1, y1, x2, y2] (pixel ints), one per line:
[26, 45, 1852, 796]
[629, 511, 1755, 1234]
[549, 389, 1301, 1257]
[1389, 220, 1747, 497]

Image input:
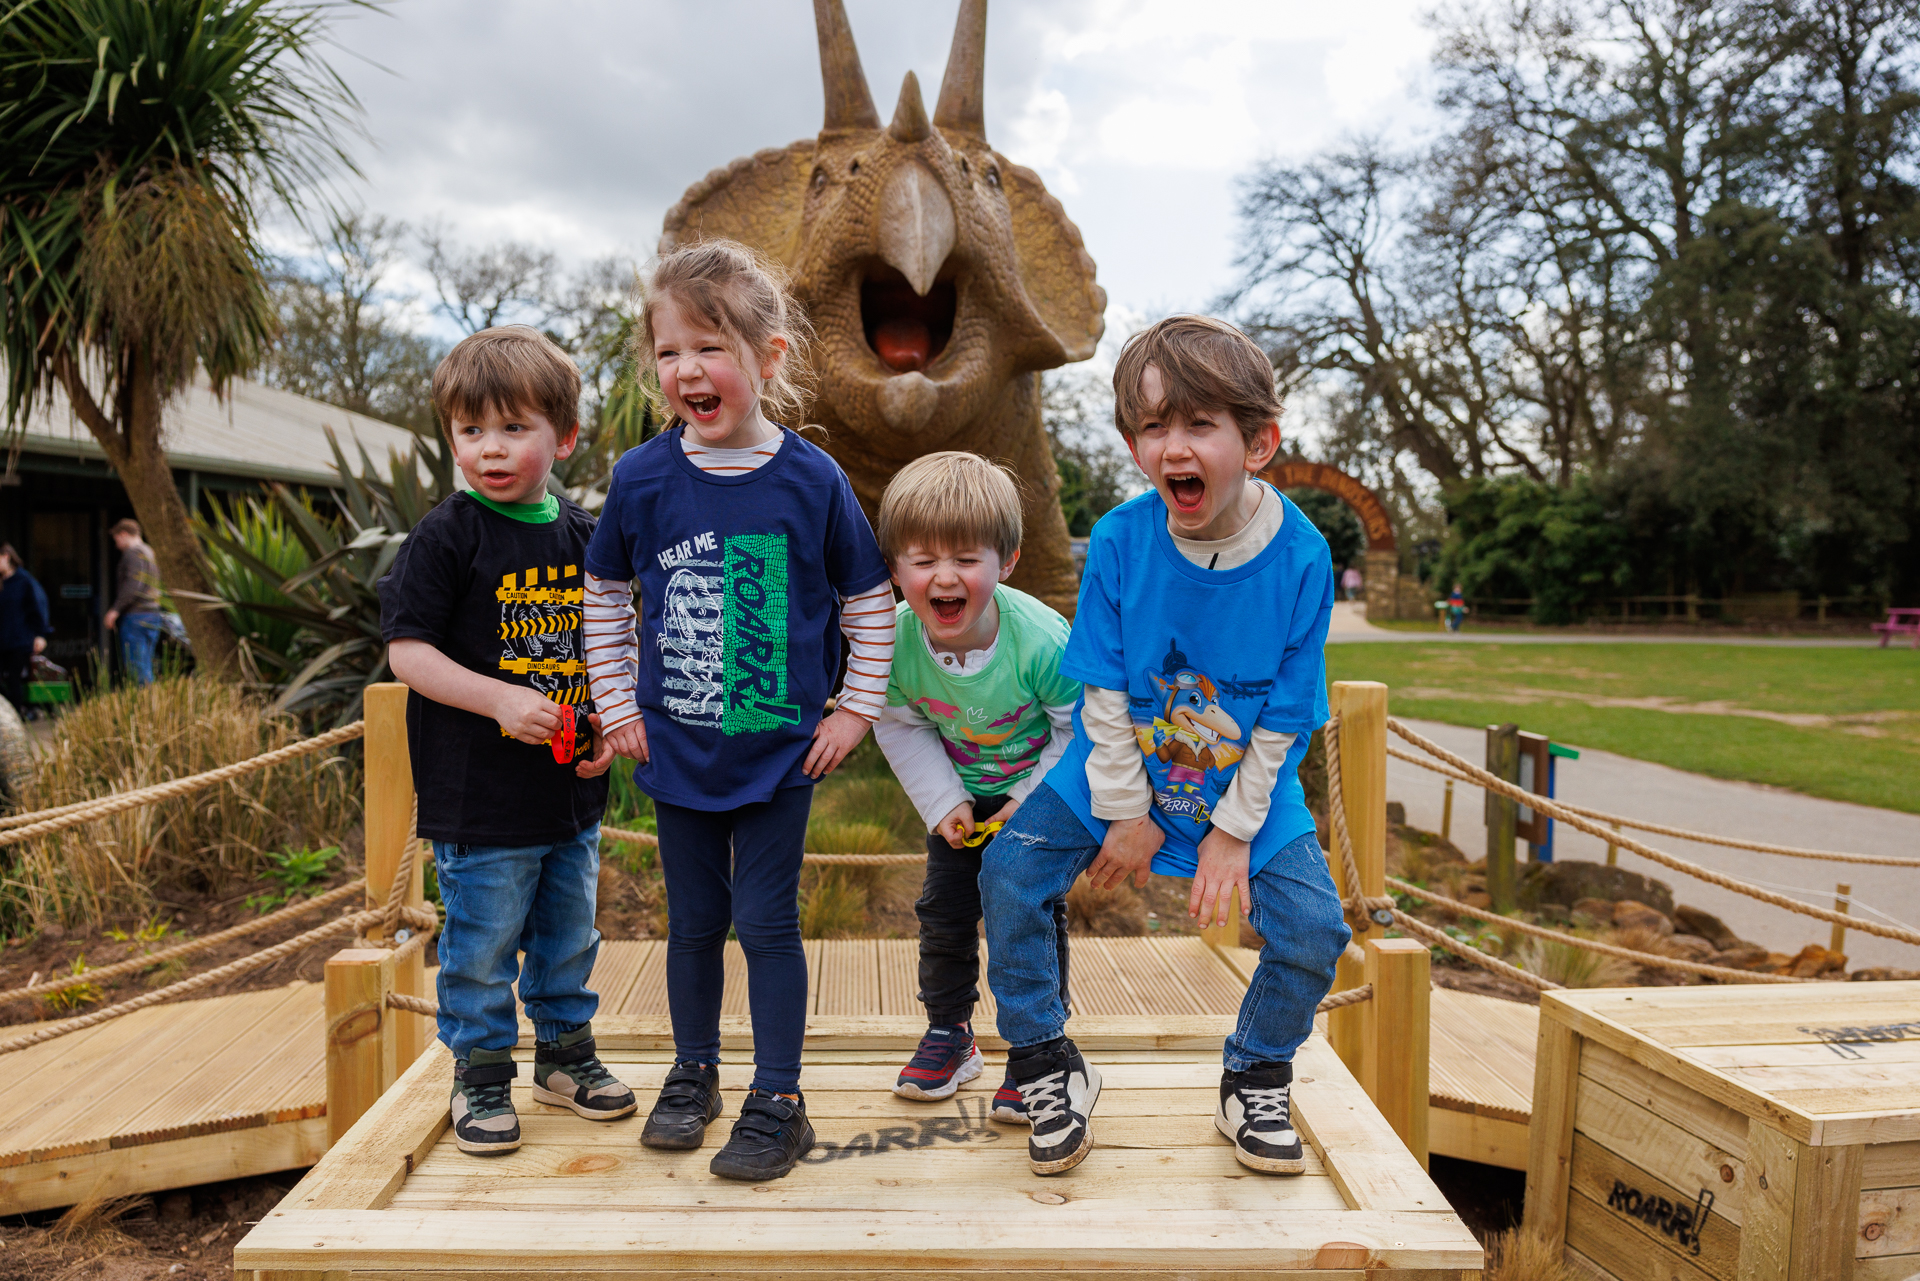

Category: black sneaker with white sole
[708, 1089, 815, 1181]
[1008, 1037, 1101, 1176]
[1216, 1062, 1305, 1173]
[640, 1060, 723, 1150]
[451, 1048, 521, 1155]
[531, 1025, 637, 1121]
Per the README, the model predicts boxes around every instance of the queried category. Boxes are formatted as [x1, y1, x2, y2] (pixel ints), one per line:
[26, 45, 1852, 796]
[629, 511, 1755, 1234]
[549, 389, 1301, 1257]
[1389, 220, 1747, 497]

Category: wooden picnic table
[1873, 607, 1920, 647]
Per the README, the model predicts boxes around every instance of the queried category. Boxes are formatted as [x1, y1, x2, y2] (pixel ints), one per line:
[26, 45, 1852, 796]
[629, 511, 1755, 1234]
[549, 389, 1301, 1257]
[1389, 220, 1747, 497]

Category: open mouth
[481, 469, 518, 487]
[930, 595, 967, 625]
[862, 264, 956, 374]
[1167, 474, 1206, 512]
[1190, 722, 1220, 744]
[684, 394, 721, 421]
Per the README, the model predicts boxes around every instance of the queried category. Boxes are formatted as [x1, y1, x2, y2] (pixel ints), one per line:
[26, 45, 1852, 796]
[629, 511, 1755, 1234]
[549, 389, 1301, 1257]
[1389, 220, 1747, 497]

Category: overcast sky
[321, 0, 1436, 333]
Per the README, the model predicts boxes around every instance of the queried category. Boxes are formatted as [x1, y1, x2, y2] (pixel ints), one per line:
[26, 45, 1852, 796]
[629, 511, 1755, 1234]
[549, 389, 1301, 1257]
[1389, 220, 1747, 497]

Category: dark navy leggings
[653, 785, 811, 1093]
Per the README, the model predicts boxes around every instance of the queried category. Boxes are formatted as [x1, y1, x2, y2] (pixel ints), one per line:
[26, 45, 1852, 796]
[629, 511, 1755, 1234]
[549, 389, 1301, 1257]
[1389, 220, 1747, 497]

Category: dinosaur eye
[985, 165, 1001, 189]
[849, 159, 861, 176]
[960, 157, 970, 177]
[810, 166, 827, 191]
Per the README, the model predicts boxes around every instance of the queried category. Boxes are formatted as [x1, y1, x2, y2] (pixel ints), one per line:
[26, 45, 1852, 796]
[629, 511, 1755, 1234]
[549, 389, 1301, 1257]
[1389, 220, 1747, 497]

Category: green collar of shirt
[465, 490, 560, 523]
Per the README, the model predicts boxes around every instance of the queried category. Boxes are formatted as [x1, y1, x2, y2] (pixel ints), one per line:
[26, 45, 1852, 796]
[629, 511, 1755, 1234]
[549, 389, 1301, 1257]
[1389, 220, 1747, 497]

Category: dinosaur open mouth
[862, 264, 956, 374]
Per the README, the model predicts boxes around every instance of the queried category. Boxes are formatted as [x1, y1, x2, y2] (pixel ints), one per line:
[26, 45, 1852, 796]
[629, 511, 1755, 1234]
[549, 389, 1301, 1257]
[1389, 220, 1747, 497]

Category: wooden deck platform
[234, 1016, 1484, 1278]
[1, 936, 1538, 1214]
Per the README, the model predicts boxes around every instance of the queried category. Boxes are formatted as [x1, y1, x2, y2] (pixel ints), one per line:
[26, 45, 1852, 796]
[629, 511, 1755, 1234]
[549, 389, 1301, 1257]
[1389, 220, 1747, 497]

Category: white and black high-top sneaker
[1216, 1062, 1305, 1173]
[1009, 1038, 1101, 1176]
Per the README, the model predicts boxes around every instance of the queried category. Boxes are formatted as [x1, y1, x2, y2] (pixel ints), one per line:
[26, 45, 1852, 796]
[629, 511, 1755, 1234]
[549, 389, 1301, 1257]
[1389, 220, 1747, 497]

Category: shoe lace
[1021, 1069, 1069, 1127]
[466, 1078, 513, 1114]
[1241, 1084, 1292, 1128]
[906, 1030, 964, 1072]
[569, 1055, 618, 1089]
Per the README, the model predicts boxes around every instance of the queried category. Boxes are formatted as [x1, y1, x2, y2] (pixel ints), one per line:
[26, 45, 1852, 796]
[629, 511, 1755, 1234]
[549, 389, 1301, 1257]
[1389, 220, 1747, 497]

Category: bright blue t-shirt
[583, 427, 891, 810]
[1047, 486, 1334, 877]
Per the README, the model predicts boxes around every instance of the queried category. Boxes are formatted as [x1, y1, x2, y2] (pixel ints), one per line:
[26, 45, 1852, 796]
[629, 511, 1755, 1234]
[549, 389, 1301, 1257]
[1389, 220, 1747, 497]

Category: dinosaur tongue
[875, 317, 932, 372]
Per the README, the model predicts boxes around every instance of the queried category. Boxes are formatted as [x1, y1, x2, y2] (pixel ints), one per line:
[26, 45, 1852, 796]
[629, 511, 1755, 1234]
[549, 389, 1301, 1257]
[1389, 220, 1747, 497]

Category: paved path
[1386, 717, 1920, 970]
[1326, 601, 1878, 646]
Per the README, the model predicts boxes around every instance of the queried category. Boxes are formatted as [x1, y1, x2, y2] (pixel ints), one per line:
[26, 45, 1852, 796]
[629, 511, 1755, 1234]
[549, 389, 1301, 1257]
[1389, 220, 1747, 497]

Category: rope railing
[1386, 718, 1920, 949]
[1315, 983, 1372, 1012]
[0, 721, 366, 848]
[1385, 743, 1920, 868]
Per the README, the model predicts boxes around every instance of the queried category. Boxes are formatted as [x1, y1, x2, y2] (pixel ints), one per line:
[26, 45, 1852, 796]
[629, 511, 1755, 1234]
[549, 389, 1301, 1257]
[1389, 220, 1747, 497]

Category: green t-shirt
[886, 585, 1083, 796]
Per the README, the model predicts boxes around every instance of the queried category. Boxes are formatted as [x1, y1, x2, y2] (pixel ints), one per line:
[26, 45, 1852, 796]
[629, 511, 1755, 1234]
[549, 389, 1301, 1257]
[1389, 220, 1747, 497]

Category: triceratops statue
[660, 0, 1106, 614]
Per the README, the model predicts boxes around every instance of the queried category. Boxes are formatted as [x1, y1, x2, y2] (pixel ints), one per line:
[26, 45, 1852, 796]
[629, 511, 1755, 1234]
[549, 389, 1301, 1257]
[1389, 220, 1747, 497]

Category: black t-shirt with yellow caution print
[379, 491, 608, 845]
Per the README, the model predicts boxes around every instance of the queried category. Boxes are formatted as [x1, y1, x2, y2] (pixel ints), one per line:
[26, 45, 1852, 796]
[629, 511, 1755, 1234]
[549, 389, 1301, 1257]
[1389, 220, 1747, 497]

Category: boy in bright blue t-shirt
[981, 315, 1350, 1178]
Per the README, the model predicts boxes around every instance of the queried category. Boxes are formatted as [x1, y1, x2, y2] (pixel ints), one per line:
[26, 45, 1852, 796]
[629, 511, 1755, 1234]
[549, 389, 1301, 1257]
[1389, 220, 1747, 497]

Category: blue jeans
[653, 786, 811, 1094]
[982, 785, 1350, 1068]
[119, 612, 164, 685]
[431, 823, 603, 1059]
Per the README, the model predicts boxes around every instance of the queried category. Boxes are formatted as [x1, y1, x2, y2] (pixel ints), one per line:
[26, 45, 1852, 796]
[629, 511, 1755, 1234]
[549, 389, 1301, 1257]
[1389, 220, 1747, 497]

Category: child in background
[583, 240, 894, 1182]
[980, 315, 1349, 1176]
[380, 326, 630, 1157]
[870, 453, 1080, 1119]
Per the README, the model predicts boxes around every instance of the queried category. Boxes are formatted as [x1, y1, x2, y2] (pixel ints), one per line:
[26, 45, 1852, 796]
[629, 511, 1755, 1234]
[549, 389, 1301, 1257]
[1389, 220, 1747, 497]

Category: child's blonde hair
[636, 239, 815, 426]
[876, 451, 1023, 564]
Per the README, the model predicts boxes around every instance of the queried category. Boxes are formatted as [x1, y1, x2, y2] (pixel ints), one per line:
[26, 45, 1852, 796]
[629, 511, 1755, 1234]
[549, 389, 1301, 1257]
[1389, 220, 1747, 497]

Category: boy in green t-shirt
[872, 452, 1083, 1120]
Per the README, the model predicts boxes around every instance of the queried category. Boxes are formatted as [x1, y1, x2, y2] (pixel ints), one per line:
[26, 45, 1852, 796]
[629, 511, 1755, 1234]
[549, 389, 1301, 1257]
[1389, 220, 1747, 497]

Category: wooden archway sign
[1261, 459, 1397, 552]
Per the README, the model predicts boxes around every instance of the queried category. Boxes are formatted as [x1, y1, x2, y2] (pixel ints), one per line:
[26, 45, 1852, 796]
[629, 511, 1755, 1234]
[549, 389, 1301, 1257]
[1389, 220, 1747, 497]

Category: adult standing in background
[105, 519, 165, 686]
[0, 544, 50, 715]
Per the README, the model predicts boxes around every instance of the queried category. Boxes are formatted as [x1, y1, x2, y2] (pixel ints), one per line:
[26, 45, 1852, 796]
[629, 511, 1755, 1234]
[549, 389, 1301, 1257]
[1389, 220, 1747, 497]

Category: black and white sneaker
[640, 1061, 723, 1151]
[709, 1089, 815, 1181]
[450, 1049, 521, 1155]
[531, 1025, 637, 1121]
[1216, 1062, 1305, 1173]
[1009, 1038, 1101, 1176]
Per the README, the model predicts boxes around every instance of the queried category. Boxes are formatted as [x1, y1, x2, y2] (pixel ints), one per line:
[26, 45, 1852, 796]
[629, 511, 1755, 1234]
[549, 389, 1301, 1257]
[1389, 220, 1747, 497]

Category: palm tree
[0, 0, 365, 676]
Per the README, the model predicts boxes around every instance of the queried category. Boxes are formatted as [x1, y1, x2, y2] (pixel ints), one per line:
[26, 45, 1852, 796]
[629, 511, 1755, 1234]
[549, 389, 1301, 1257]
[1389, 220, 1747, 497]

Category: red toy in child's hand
[548, 704, 577, 764]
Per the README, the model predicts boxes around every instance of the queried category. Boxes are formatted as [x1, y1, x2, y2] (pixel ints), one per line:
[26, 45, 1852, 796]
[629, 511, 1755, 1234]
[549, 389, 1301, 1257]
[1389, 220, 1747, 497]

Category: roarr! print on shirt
[654, 532, 797, 736]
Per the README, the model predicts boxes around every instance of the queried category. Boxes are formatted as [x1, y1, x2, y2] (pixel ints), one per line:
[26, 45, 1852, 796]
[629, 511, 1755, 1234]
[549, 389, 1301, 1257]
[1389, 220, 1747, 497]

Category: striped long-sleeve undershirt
[583, 431, 895, 731]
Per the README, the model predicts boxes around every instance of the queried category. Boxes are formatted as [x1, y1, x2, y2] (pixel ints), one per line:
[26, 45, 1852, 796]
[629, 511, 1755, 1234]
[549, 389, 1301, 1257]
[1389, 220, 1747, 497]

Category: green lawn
[1325, 643, 1920, 813]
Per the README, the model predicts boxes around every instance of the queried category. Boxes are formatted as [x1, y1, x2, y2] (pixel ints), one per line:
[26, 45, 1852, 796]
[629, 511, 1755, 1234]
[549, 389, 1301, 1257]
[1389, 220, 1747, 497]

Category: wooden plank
[1575, 1075, 1747, 1225]
[1859, 1186, 1920, 1259]
[235, 1207, 1486, 1273]
[280, 1041, 453, 1213]
[573, 1014, 1243, 1053]
[1427, 1105, 1528, 1170]
[720, 941, 751, 1016]
[1566, 1187, 1721, 1281]
[0, 1117, 327, 1215]
[364, 684, 427, 1069]
[1580, 1040, 1752, 1158]
[1290, 1035, 1448, 1214]
[585, 941, 652, 1015]
[1565, 1244, 1630, 1281]
[1569, 1134, 1739, 1279]
[616, 941, 669, 1017]
[1428, 986, 1536, 1122]
[326, 947, 396, 1146]
[1741, 1121, 1800, 1281]
[267, 1273, 1476, 1281]
[1739, 1121, 1867, 1280]
[1865, 1142, 1920, 1190]
[1101, 937, 1217, 1015]
[1151, 935, 1252, 1013]
[1062, 937, 1144, 1016]
[1361, 938, 1429, 1168]
[1687, 1041, 1920, 1071]
[877, 939, 920, 1017]
[500, 1060, 1240, 1093]
[1523, 1012, 1583, 1249]
[1792, 1138, 1863, 1277]
[1857, 1254, 1920, 1281]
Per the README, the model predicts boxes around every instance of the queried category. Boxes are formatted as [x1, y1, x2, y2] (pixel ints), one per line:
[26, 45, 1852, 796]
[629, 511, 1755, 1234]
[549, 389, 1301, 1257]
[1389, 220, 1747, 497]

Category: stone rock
[1386, 801, 1407, 826]
[1463, 889, 1494, 910]
[1571, 897, 1615, 925]
[1667, 934, 1715, 960]
[1780, 944, 1847, 978]
[1851, 967, 1920, 981]
[1707, 946, 1772, 971]
[1519, 860, 1675, 916]
[1673, 905, 1740, 951]
[1613, 900, 1675, 936]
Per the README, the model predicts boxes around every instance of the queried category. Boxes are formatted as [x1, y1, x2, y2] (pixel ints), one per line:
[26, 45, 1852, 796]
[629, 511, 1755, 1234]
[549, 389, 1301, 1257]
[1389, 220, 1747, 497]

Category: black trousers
[917, 792, 1071, 1027]
[0, 647, 31, 716]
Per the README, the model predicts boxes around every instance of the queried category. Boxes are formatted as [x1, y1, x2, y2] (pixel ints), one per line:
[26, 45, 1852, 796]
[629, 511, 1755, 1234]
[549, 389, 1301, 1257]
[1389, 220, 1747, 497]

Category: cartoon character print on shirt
[654, 531, 799, 735]
[912, 696, 1049, 783]
[1131, 640, 1267, 829]
[496, 565, 589, 742]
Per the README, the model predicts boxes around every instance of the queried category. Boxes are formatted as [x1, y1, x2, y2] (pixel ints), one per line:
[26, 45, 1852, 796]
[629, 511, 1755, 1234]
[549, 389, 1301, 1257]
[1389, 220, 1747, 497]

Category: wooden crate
[1522, 982, 1920, 1281]
[234, 1015, 1483, 1279]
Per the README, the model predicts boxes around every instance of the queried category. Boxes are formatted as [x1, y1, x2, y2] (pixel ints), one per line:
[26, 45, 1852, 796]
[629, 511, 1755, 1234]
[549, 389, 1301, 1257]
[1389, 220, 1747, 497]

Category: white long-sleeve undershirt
[875, 687, 1076, 832]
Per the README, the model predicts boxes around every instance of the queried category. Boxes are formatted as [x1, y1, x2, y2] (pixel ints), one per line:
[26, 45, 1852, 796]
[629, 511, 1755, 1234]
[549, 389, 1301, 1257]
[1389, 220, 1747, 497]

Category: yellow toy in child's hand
[960, 820, 1006, 847]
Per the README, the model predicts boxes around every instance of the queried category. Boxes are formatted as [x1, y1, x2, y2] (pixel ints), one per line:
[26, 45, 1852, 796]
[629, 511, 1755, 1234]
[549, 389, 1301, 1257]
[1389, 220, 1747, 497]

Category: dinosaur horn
[815, 0, 880, 133]
[933, 0, 987, 138]
[889, 70, 932, 143]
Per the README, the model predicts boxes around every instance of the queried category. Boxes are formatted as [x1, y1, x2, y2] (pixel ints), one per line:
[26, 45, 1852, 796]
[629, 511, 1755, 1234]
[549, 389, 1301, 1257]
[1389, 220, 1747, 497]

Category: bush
[2, 676, 358, 933]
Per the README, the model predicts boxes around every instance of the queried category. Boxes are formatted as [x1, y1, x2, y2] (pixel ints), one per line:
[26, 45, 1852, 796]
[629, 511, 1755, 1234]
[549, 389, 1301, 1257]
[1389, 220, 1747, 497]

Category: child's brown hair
[432, 326, 582, 441]
[876, 451, 1023, 564]
[1111, 314, 1282, 445]
[637, 239, 815, 425]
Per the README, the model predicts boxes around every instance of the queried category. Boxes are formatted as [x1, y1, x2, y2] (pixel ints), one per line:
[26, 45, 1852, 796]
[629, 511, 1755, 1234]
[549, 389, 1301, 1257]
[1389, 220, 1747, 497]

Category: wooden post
[1739, 1121, 1865, 1280]
[1831, 882, 1852, 955]
[1328, 942, 1366, 1078]
[1198, 888, 1240, 952]
[1522, 1009, 1582, 1248]
[1484, 723, 1519, 911]
[1440, 778, 1454, 842]
[364, 683, 429, 1071]
[1361, 937, 1430, 1168]
[1605, 819, 1620, 867]
[325, 947, 396, 1146]
[1327, 682, 1387, 1077]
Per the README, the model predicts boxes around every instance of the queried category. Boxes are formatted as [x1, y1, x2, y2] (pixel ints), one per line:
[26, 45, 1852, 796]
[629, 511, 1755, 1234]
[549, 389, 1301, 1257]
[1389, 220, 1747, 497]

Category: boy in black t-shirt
[380, 326, 632, 1156]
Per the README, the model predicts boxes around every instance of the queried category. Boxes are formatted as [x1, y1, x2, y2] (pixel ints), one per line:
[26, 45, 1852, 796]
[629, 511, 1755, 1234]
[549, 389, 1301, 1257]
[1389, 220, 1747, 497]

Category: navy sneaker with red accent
[990, 1069, 1026, 1124]
[893, 1023, 984, 1101]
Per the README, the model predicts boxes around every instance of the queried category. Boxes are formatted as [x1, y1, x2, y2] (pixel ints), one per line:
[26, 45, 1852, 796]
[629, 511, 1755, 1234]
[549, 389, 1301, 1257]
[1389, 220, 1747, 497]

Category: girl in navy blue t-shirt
[583, 241, 894, 1182]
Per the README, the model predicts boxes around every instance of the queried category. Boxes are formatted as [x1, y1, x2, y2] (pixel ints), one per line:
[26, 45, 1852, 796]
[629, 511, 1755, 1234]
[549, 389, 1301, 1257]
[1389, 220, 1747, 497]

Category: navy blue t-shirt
[584, 427, 891, 810]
